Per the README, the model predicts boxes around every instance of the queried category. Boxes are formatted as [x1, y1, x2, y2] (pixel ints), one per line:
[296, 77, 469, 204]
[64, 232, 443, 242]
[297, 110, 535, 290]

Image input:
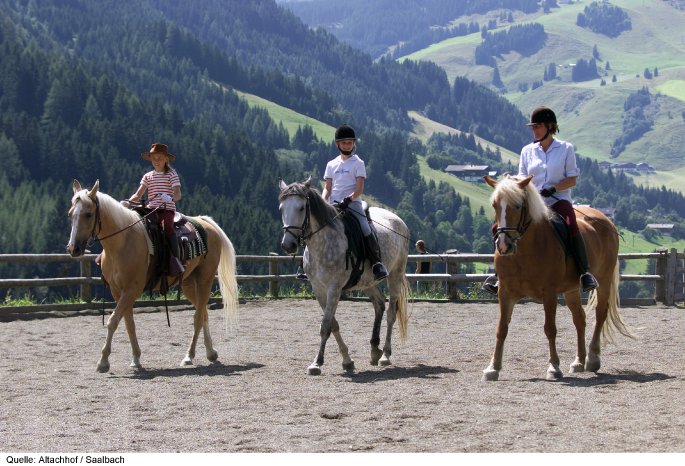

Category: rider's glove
[341, 196, 352, 209]
[160, 193, 173, 203]
[120, 200, 131, 208]
[539, 187, 556, 198]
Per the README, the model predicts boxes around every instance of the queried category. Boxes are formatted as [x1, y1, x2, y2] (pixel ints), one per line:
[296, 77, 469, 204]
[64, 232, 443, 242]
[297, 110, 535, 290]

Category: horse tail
[202, 216, 239, 331]
[588, 258, 635, 344]
[396, 273, 410, 342]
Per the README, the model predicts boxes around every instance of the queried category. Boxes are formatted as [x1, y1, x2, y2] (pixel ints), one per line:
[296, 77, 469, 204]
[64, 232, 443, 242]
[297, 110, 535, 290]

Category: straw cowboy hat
[141, 143, 176, 162]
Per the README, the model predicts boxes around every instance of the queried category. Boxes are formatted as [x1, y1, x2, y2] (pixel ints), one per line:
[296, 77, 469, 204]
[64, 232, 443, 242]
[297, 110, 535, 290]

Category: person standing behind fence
[415, 240, 431, 292]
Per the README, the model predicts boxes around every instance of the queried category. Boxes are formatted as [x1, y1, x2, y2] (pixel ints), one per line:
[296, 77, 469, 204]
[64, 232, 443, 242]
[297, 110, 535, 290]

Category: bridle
[280, 192, 343, 247]
[492, 198, 532, 247]
[281, 193, 312, 248]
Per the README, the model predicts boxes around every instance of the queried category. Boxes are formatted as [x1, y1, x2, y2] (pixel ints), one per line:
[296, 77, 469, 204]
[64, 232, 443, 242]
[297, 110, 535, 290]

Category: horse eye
[299, 206, 305, 212]
[84, 212, 93, 219]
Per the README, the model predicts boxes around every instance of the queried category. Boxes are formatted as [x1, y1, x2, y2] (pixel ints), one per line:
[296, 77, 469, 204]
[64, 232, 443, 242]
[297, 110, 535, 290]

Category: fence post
[268, 253, 280, 299]
[79, 260, 93, 303]
[654, 248, 667, 304]
[665, 248, 677, 306]
[445, 250, 459, 302]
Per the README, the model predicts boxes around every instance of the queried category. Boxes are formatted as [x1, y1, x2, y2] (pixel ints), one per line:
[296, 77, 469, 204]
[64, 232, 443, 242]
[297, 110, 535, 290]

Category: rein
[84, 197, 161, 247]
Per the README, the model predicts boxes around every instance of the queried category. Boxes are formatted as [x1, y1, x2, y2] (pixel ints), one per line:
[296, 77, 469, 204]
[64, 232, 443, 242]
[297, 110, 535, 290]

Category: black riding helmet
[335, 124, 356, 141]
[527, 106, 558, 142]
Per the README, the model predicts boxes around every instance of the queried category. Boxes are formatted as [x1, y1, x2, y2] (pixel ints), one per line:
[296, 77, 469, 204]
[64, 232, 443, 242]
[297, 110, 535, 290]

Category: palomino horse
[279, 178, 410, 375]
[482, 175, 634, 381]
[67, 180, 239, 372]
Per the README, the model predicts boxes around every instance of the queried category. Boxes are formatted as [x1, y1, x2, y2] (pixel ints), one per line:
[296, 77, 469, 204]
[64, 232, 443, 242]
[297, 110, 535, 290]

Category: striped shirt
[141, 169, 181, 211]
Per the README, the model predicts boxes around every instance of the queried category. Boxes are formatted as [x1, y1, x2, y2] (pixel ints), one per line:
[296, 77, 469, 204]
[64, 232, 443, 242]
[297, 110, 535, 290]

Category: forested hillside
[2, 0, 685, 302]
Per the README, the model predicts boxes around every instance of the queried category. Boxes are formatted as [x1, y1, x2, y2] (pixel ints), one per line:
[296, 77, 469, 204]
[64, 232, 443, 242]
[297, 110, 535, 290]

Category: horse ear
[303, 176, 312, 187]
[279, 179, 288, 191]
[517, 175, 534, 189]
[87, 180, 100, 199]
[483, 175, 497, 189]
[72, 179, 82, 193]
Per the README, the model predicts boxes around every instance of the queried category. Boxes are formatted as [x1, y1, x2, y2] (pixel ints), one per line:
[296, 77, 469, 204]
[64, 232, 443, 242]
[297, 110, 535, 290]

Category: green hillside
[400, 0, 685, 194]
[235, 90, 336, 142]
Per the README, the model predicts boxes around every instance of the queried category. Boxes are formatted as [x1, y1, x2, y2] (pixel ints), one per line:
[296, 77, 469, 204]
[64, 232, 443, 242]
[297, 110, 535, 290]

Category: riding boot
[481, 274, 498, 296]
[570, 234, 598, 292]
[364, 234, 388, 281]
[167, 234, 185, 276]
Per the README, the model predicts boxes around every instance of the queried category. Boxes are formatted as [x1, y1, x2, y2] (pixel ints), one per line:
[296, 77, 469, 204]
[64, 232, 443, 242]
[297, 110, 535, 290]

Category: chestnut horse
[67, 180, 239, 372]
[482, 175, 634, 381]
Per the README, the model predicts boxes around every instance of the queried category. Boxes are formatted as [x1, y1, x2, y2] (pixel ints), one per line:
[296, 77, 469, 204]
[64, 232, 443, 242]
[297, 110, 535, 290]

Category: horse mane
[491, 176, 549, 224]
[279, 181, 339, 227]
[73, 188, 142, 227]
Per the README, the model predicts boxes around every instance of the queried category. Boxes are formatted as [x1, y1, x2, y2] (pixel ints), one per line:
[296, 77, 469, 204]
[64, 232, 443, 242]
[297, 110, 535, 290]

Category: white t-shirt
[323, 154, 367, 203]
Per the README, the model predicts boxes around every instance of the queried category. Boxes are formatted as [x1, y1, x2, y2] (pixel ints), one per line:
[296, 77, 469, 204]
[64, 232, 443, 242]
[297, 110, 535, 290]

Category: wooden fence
[1, 249, 683, 314]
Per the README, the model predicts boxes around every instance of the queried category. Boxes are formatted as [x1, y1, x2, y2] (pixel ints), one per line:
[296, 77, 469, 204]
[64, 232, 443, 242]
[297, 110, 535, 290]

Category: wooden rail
[1, 249, 683, 312]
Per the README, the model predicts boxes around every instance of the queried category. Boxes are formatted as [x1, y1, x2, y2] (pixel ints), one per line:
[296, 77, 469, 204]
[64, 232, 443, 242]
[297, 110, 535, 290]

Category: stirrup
[481, 276, 498, 296]
[372, 262, 388, 281]
[580, 273, 599, 292]
[295, 266, 308, 281]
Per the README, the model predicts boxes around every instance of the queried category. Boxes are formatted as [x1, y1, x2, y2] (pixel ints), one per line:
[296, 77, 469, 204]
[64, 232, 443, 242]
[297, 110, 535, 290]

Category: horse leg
[331, 316, 354, 371]
[97, 294, 135, 373]
[307, 291, 339, 375]
[543, 295, 563, 380]
[365, 286, 385, 365]
[564, 290, 587, 373]
[181, 278, 218, 366]
[483, 297, 515, 381]
[586, 288, 610, 372]
[122, 309, 142, 369]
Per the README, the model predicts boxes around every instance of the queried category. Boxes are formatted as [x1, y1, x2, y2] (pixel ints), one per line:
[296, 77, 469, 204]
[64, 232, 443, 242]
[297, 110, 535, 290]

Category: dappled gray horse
[279, 178, 410, 375]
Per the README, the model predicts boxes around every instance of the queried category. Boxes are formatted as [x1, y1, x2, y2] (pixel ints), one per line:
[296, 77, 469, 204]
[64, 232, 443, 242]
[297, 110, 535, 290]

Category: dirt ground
[1, 298, 684, 453]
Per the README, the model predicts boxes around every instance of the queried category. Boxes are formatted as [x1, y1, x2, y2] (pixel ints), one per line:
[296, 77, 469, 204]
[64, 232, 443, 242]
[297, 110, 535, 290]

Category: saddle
[548, 211, 572, 256]
[336, 201, 377, 290]
[132, 206, 208, 297]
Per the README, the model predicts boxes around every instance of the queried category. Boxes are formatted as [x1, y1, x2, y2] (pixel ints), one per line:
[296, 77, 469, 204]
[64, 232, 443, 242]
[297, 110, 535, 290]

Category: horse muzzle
[67, 241, 87, 257]
[280, 236, 298, 255]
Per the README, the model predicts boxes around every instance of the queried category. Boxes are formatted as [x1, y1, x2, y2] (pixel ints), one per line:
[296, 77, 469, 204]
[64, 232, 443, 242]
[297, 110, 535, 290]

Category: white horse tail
[588, 258, 635, 344]
[396, 273, 410, 342]
[201, 216, 239, 330]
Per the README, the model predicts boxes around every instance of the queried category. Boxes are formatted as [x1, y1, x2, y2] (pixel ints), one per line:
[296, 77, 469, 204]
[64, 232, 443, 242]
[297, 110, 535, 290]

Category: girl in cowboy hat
[122, 143, 183, 262]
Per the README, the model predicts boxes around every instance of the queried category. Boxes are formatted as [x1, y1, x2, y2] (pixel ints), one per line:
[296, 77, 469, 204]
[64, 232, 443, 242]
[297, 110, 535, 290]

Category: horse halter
[492, 199, 531, 245]
[281, 193, 311, 248]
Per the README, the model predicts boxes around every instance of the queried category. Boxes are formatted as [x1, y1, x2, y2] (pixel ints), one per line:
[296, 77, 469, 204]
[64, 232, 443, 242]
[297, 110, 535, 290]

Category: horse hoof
[342, 361, 355, 372]
[370, 348, 383, 366]
[307, 364, 322, 376]
[570, 360, 585, 373]
[207, 351, 218, 362]
[585, 354, 601, 373]
[379, 355, 392, 366]
[181, 358, 193, 366]
[546, 368, 563, 380]
[96, 363, 109, 373]
[482, 369, 499, 381]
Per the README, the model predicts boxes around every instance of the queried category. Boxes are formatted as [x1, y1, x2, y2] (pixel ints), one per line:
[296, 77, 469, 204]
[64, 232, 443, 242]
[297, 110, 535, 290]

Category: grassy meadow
[400, 0, 685, 194]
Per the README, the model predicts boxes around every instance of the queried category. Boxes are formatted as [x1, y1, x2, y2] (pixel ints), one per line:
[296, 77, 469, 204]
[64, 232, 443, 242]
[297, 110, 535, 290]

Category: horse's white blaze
[496, 199, 508, 253]
[67, 201, 83, 250]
